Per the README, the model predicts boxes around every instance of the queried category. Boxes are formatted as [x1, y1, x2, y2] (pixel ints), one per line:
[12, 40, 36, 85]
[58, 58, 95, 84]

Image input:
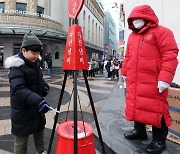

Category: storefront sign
[0, 9, 52, 20]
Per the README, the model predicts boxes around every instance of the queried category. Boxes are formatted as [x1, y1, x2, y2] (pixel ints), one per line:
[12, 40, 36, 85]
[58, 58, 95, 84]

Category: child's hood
[5, 55, 25, 69]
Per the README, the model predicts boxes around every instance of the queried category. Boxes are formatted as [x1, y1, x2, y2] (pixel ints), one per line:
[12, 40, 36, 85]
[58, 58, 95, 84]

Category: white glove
[158, 81, 170, 93]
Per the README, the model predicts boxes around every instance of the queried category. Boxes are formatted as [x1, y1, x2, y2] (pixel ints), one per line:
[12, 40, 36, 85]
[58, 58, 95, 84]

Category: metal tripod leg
[47, 71, 68, 154]
[73, 71, 78, 154]
[83, 70, 106, 154]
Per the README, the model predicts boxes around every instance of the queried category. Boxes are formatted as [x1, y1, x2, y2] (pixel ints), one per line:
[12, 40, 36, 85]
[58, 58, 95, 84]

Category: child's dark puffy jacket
[5, 54, 49, 136]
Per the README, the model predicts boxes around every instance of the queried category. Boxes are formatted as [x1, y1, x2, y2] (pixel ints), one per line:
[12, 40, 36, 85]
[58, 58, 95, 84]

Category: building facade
[0, 0, 104, 68]
[104, 11, 117, 59]
[79, 0, 104, 61]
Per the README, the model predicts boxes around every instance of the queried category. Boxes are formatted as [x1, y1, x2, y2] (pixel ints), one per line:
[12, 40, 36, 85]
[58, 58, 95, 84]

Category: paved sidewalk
[0, 69, 116, 153]
[0, 69, 180, 154]
[94, 78, 180, 154]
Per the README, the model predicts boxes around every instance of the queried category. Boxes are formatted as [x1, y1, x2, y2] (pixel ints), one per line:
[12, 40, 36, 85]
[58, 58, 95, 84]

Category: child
[5, 32, 50, 154]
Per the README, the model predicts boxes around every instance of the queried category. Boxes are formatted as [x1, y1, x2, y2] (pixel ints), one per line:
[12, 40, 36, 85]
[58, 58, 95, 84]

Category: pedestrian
[113, 58, 120, 79]
[121, 5, 179, 154]
[105, 58, 113, 80]
[89, 59, 95, 78]
[103, 59, 108, 78]
[47, 53, 52, 74]
[44, 52, 49, 69]
[5, 32, 51, 154]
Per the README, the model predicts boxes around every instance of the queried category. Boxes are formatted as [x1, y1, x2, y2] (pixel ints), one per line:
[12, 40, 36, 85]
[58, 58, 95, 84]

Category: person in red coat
[121, 5, 179, 153]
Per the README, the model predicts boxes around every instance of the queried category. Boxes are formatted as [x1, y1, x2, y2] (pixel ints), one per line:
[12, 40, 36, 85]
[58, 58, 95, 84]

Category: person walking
[113, 58, 120, 79]
[105, 59, 113, 80]
[5, 32, 51, 154]
[121, 5, 179, 153]
[44, 52, 49, 69]
[47, 53, 52, 74]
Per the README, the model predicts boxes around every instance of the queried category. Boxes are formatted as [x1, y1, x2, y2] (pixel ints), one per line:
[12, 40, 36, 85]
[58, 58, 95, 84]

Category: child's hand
[38, 100, 50, 113]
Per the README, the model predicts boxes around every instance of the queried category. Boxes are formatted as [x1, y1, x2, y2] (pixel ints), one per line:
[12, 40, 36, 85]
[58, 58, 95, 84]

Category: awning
[0, 26, 67, 39]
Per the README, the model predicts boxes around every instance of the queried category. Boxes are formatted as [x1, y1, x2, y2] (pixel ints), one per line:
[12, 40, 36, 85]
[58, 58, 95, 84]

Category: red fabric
[121, 5, 179, 128]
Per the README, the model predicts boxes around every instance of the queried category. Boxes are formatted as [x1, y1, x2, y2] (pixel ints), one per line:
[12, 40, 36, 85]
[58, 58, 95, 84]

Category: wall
[37, 0, 44, 7]
[50, 0, 69, 33]
[124, 0, 180, 84]
[47, 43, 65, 67]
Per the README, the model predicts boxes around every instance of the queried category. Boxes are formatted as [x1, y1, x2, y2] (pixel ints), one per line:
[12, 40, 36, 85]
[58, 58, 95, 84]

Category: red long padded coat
[121, 5, 179, 128]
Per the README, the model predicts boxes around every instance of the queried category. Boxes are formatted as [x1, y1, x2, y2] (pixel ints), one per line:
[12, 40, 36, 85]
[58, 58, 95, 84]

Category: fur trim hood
[5, 54, 42, 69]
[5, 55, 25, 69]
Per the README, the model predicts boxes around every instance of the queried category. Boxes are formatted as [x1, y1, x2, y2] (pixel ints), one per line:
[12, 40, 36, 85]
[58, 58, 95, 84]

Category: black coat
[5, 54, 49, 136]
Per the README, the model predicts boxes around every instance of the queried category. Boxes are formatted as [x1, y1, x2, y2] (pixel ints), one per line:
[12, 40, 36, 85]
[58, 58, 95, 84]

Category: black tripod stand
[47, 70, 106, 154]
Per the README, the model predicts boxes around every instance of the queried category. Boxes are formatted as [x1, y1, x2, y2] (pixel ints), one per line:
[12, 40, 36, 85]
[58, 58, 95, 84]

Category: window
[37, 6, 44, 17]
[83, 11, 86, 37]
[55, 52, 59, 59]
[88, 15, 90, 40]
[0, 45, 4, 66]
[16, 3, 27, 12]
[99, 26, 100, 46]
[0, 2, 4, 13]
[96, 23, 97, 44]
[92, 20, 94, 43]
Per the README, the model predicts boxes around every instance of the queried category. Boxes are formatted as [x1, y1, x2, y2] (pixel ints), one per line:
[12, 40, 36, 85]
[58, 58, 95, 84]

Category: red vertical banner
[62, 24, 88, 70]
[68, 0, 84, 19]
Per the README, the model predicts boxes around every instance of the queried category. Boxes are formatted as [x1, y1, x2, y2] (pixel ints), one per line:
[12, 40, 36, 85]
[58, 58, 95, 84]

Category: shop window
[14, 43, 21, 55]
[16, 3, 27, 12]
[55, 52, 59, 59]
[0, 2, 4, 13]
[37, 6, 44, 17]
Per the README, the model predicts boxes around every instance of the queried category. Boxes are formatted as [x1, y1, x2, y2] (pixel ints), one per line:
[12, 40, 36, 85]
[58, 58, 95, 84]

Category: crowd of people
[103, 58, 123, 80]
[85, 58, 123, 80]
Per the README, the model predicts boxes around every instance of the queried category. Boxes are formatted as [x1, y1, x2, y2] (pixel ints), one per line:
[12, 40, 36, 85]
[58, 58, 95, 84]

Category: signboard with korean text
[68, 0, 84, 19]
[62, 24, 88, 70]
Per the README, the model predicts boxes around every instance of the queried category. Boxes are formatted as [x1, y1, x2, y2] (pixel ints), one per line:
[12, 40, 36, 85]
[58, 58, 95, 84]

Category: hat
[21, 32, 42, 49]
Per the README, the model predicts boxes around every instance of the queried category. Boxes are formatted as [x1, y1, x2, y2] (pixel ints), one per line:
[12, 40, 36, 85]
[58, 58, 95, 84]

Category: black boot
[146, 141, 166, 153]
[124, 129, 147, 140]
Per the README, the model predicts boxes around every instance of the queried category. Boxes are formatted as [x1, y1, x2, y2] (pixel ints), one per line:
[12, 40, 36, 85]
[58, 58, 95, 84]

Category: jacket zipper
[140, 35, 144, 50]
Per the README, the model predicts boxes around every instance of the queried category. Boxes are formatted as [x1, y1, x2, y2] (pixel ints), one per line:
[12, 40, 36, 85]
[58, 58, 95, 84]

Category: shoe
[146, 141, 166, 153]
[124, 129, 147, 140]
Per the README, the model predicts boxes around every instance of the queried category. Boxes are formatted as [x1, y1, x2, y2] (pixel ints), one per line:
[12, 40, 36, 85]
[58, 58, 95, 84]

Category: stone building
[0, 0, 104, 68]
[104, 11, 117, 58]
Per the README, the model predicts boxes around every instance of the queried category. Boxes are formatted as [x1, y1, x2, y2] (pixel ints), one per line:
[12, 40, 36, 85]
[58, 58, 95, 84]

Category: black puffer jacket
[5, 53, 49, 136]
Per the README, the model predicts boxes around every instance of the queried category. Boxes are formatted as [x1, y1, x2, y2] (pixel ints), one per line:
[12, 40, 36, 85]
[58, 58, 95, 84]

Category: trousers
[134, 117, 168, 143]
[14, 129, 45, 154]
